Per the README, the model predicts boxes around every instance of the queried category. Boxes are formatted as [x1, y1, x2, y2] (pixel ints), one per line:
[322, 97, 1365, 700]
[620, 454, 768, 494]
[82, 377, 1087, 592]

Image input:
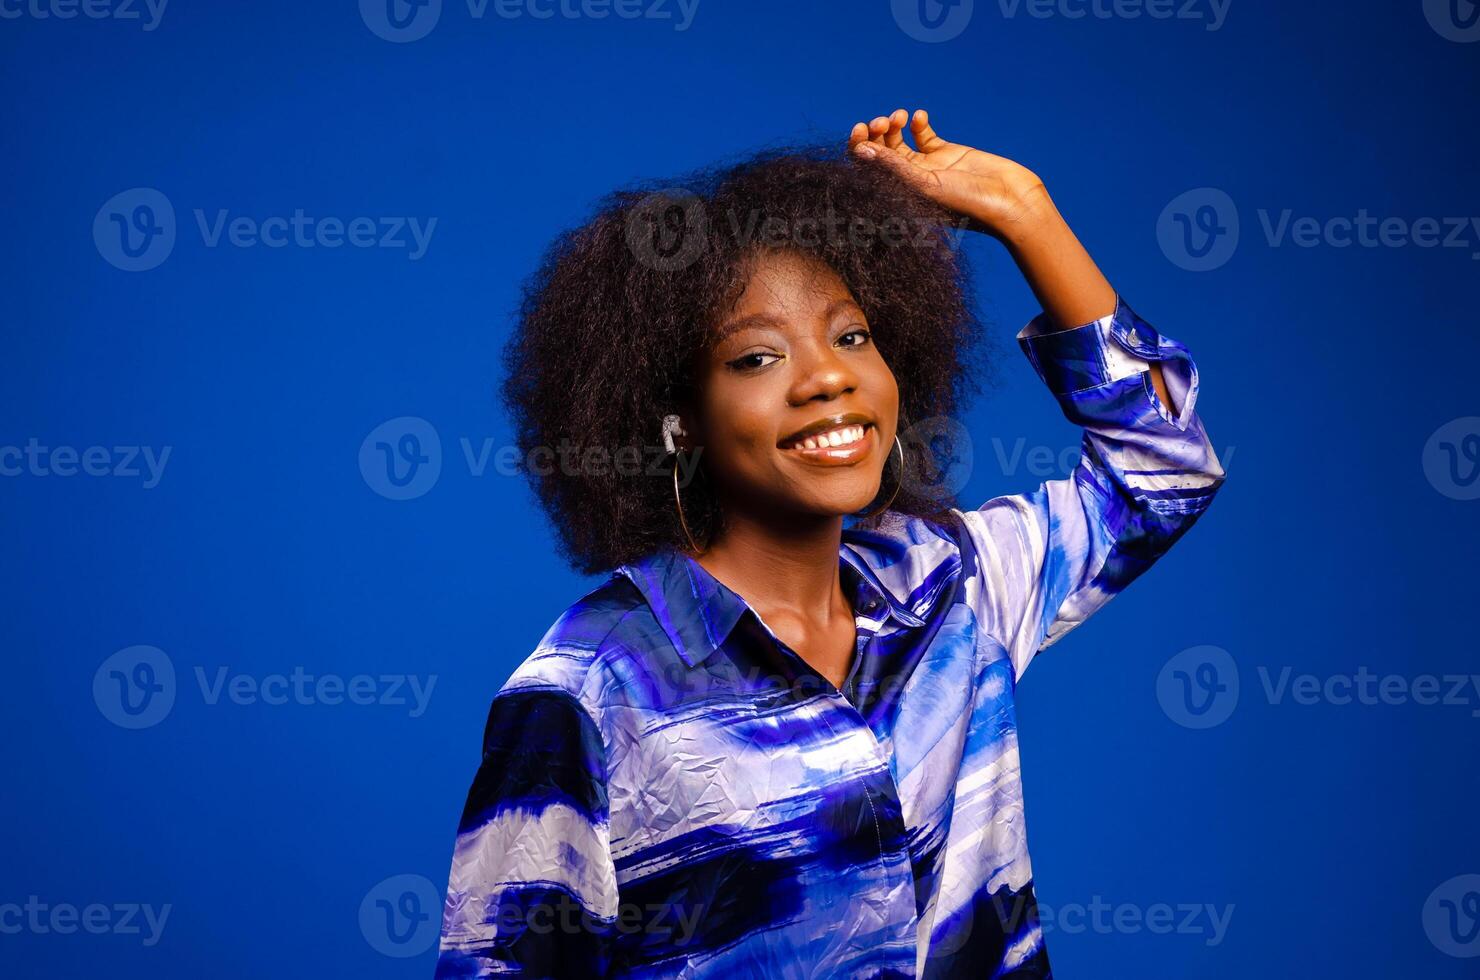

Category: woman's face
[689, 248, 900, 523]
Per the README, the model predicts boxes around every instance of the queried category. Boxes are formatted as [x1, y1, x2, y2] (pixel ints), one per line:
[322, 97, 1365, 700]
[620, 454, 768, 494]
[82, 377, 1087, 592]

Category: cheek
[698, 385, 776, 470]
[867, 359, 901, 419]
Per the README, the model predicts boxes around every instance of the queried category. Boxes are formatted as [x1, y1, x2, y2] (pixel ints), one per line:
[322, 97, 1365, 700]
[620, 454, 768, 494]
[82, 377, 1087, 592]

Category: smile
[779, 422, 876, 465]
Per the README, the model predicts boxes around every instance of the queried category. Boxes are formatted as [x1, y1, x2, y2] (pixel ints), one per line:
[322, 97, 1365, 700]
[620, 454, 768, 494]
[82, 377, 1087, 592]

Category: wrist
[988, 181, 1062, 248]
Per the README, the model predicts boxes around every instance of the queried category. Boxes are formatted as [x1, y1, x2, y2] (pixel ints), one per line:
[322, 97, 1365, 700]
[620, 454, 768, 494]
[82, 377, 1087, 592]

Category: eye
[727, 351, 782, 372]
[837, 328, 872, 348]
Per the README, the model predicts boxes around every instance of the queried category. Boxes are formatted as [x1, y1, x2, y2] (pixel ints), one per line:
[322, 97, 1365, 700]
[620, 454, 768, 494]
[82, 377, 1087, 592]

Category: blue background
[3, 0, 1478, 976]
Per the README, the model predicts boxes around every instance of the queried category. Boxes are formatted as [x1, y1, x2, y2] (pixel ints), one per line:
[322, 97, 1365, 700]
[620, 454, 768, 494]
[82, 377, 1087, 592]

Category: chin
[799, 483, 884, 518]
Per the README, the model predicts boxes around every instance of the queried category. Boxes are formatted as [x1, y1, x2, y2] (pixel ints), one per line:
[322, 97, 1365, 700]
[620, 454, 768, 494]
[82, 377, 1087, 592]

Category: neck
[694, 509, 847, 620]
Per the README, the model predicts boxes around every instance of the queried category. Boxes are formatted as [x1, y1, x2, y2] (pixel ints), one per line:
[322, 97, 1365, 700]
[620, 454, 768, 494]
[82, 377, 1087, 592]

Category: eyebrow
[712, 298, 864, 345]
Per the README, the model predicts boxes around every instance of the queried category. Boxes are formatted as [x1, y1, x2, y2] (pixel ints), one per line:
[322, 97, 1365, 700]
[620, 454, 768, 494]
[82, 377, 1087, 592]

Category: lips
[778, 412, 875, 449]
[778, 412, 877, 465]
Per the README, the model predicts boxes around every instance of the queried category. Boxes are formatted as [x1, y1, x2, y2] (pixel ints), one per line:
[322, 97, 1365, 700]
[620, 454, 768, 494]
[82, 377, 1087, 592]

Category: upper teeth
[794, 425, 866, 450]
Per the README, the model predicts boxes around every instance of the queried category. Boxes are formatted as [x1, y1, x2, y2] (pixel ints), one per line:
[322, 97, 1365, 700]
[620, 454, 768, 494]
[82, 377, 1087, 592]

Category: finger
[868, 115, 890, 145]
[860, 141, 928, 187]
[911, 109, 947, 152]
[884, 108, 909, 150]
[847, 121, 870, 147]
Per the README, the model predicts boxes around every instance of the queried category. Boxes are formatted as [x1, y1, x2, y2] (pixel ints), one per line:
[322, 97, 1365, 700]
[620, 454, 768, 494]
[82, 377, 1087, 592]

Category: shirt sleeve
[435, 686, 618, 978]
[958, 295, 1226, 680]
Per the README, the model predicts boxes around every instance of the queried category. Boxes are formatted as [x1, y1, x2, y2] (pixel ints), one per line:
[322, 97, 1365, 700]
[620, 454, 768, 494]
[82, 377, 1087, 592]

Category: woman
[435, 109, 1226, 978]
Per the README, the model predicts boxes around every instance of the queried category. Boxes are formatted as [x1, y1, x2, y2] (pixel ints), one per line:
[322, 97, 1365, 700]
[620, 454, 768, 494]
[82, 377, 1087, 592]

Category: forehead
[714, 250, 862, 339]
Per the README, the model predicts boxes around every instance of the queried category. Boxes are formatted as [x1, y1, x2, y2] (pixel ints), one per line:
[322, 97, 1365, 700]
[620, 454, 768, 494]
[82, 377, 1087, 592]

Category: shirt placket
[748, 598, 922, 973]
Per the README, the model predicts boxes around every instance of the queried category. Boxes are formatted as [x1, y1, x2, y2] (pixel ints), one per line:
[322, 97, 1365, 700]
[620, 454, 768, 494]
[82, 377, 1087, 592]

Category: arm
[848, 108, 1172, 405]
[436, 686, 617, 978]
[970, 297, 1224, 676]
[850, 109, 1225, 677]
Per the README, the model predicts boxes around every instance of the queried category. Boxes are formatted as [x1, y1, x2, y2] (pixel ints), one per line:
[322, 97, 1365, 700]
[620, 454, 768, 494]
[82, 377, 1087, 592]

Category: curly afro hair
[502, 144, 991, 575]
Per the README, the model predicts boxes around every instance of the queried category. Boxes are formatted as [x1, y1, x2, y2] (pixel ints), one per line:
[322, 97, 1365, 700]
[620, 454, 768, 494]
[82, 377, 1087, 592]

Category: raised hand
[848, 108, 1049, 242]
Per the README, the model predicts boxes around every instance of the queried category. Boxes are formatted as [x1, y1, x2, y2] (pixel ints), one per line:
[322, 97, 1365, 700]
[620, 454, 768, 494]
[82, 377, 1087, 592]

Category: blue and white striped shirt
[436, 297, 1226, 978]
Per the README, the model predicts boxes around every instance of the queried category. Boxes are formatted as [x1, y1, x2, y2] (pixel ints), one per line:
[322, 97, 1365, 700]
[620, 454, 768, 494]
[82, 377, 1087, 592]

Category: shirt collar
[615, 541, 927, 669]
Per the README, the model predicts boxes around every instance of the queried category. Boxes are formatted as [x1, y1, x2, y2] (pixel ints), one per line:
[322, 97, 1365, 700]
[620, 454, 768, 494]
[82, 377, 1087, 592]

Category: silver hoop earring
[671, 452, 703, 554]
[663, 414, 703, 554]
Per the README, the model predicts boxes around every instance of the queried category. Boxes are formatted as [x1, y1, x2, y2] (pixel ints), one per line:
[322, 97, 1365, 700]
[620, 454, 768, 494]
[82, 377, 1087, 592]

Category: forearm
[984, 185, 1173, 411]
[845, 109, 1175, 411]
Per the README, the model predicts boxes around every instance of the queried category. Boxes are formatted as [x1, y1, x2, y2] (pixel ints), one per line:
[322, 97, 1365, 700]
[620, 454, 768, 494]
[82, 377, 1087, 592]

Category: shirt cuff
[1016, 296, 1199, 430]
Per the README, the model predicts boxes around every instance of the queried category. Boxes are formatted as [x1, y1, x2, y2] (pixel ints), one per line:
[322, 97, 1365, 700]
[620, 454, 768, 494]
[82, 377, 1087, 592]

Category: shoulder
[495, 572, 654, 725]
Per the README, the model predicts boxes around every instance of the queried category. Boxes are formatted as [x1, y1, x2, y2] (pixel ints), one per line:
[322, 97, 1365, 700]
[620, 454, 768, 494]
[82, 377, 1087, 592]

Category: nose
[787, 342, 859, 406]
